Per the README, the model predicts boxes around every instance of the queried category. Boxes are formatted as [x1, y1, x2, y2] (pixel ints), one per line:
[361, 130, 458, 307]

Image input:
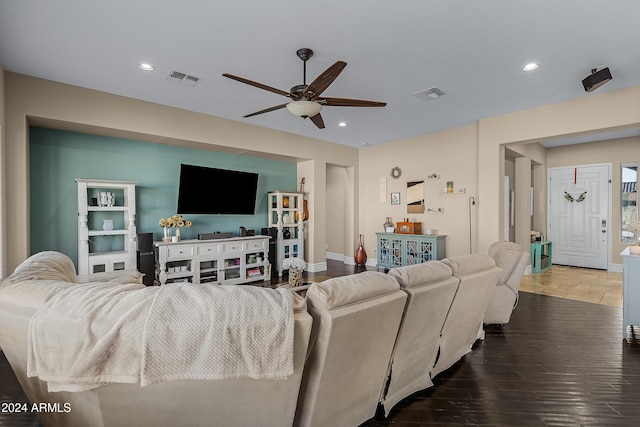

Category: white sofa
[0, 252, 313, 427]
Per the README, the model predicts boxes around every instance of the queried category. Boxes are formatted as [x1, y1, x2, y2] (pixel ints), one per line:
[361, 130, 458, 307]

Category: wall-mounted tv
[177, 164, 259, 215]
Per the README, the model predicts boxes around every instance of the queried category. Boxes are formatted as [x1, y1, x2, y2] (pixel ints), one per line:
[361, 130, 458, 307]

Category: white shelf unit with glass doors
[268, 191, 305, 277]
[76, 179, 138, 275]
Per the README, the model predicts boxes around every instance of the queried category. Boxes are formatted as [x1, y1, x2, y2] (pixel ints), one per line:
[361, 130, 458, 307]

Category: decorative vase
[289, 267, 303, 287]
[97, 192, 109, 207]
[102, 219, 114, 231]
[175, 227, 181, 242]
[283, 228, 291, 239]
[283, 196, 289, 208]
[354, 234, 367, 266]
[163, 227, 172, 243]
[383, 217, 393, 232]
[282, 213, 291, 224]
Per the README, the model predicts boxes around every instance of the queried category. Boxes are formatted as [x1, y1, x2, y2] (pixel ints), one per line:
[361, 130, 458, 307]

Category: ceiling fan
[222, 48, 386, 129]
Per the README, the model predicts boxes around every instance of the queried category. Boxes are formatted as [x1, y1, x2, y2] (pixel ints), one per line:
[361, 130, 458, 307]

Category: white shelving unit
[76, 179, 138, 275]
[268, 191, 305, 277]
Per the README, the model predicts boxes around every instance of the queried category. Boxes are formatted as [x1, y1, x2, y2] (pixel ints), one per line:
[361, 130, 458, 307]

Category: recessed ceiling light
[339, 122, 347, 127]
[138, 63, 155, 71]
[522, 63, 539, 72]
[360, 142, 368, 146]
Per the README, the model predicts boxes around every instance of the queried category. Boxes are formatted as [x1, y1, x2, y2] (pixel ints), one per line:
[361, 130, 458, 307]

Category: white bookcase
[76, 179, 137, 275]
[154, 236, 270, 285]
[268, 191, 305, 277]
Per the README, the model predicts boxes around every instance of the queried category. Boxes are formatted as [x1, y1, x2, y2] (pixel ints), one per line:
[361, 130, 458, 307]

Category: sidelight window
[621, 162, 638, 243]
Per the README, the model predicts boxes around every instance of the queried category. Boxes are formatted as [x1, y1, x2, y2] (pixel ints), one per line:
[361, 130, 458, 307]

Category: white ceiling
[2, 0, 640, 148]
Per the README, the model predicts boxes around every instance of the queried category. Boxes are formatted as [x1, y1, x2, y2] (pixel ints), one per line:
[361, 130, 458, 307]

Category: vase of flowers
[159, 214, 193, 242]
[282, 257, 306, 287]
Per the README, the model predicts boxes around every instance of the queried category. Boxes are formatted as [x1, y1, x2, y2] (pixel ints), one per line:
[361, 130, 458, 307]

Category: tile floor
[520, 264, 623, 307]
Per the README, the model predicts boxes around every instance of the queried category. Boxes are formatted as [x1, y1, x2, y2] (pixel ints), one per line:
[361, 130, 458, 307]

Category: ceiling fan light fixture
[286, 100, 322, 117]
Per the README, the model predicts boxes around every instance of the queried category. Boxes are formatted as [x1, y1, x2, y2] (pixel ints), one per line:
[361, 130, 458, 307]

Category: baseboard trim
[609, 263, 623, 273]
[327, 252, 377, 268]
[307, 261, 328, 273]
[326, 252, 345, 262]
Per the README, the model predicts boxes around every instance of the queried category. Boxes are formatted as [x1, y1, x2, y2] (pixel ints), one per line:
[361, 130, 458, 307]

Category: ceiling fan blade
[309, 113, 325, 129]
[222, 73, 291, 98]
[243, 103, 289, 118]
[320, 97, 387, 107]
[303, 61, 347, 98]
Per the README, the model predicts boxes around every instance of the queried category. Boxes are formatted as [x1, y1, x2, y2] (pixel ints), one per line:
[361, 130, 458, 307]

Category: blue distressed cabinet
[376, 233, 446, 270]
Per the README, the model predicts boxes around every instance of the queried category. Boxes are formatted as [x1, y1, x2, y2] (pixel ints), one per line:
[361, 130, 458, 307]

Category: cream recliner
[431, 254, 502, 378]
[381, 261, 459, 415]
[483, 241, 529, 325]
[294, 271, 407, 427]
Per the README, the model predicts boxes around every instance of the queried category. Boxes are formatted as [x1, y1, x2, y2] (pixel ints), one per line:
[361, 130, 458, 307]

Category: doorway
[548, 164, 611, 269]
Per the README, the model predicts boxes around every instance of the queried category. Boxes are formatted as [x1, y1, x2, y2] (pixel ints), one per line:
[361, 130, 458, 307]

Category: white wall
[359, 124, 479, 260]
[0, 62, 5, 277]
[478, 85, 640, 255]
[4, 68, 640, 274]
[326, 165, 346, 257]
[2, 72, 360, 273]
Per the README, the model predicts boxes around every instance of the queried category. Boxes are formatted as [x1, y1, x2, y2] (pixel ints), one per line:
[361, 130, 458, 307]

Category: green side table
[530, 241, 552, 273]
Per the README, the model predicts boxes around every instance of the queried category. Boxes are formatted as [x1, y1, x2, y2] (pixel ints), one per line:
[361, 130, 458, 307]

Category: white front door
[548, 164, 610, 269]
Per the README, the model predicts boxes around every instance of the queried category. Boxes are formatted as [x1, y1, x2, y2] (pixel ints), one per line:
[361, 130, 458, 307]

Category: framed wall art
[391, 192, 400, 205]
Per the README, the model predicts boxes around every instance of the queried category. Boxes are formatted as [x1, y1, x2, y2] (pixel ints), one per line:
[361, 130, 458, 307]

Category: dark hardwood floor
[2, 261, 640, 426]
[363, 291, 640, 426]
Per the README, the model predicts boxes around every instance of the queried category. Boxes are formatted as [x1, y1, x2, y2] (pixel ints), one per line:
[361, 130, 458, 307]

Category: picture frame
[391, 192, 400, 205]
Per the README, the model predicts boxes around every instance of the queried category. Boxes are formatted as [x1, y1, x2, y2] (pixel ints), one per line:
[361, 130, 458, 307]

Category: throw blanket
[27, 282, 294, 392]
[141, 284, 294, 386]
[27, 282, 154, 392]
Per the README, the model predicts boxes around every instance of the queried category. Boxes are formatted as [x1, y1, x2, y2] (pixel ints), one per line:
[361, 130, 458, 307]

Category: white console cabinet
[622, 247, 640, 339]
[154, 236, 270, 286]
[76, 179, 137, 275]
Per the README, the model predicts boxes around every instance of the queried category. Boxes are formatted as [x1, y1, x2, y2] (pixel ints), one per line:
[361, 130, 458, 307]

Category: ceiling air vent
[166, 70, 201, 87]
[414, 87, 447, 101]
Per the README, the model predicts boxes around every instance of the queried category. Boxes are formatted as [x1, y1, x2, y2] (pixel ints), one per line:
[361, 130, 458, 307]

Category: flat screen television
[177, 164, 259, 215]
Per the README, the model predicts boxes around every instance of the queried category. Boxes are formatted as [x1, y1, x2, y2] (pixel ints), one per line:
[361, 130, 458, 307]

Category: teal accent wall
[29, 127, 296, 267]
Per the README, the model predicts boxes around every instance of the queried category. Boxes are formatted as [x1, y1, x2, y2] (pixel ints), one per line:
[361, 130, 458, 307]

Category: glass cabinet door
[222, 256, 242, 281]
[199, 259, 219, 283]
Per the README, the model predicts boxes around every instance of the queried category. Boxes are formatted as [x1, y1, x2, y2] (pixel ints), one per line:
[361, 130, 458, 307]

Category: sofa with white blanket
[1, 250, 504, 427]
[0, 251, 313, 427]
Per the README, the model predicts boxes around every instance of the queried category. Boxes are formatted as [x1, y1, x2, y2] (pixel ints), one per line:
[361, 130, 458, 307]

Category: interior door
[548, 164, 610, 269]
